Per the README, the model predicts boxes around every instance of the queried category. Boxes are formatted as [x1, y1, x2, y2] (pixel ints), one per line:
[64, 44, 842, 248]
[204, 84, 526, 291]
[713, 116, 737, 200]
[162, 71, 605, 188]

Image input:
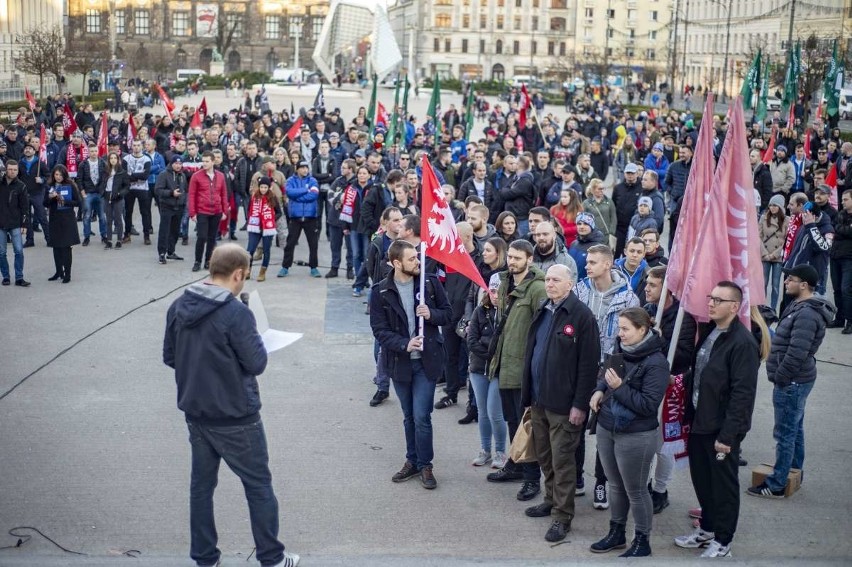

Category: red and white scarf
[783, 213, 803, 262]
[660, 374, 690, 468]
[247, 195, 277, 235]
[339, 184, 358, 224]
[66, 142, 89, 178]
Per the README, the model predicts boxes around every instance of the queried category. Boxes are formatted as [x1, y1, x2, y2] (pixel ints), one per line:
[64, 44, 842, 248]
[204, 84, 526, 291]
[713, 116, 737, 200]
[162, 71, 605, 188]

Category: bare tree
[66, 42, 111, 100]
[215, 1, 241, 60]
[798, 33, 831, 121]
[13, 24, 66, 96]
[585, 47, 617, 86]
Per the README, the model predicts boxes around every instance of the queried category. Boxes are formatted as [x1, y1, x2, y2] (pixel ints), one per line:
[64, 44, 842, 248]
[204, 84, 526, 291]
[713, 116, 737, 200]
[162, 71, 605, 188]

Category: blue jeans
[83, 193, 107, 239]
[348, 231, 370, 280]
[765, 381, 815, 491]
[328, 225, 352, 270]
[26, 192, 50, 244]
[469, 372, 507, 453]
[0, 228, 24, 281]
[517, 219, 529, 235]
[186, 419, 285, 567]
[763, 261, 782, 311]
[247, 232, 273, 268]
[180, 207, 190, 238]
[374, 345, 390, 393]
[392, 359, 436, 469]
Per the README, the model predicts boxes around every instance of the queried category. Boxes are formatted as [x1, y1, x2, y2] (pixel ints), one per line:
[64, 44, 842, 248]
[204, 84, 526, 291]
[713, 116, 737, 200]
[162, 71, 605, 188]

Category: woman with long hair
[614, 135, 637, 183]
[589, 308, 670, 557]
[392, 183, 418, 216]
[550, 188, 583, 248]
[495, 211, 519, 244]
[759, 195, 788, 310]
[100, 151, 130, 250]
[583, 178, 617, 245]
[245, 177, 283, 282]
[45, 165, 82, 283]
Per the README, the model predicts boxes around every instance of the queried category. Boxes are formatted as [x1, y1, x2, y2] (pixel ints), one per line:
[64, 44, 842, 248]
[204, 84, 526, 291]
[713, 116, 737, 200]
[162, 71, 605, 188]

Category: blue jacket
[615, 257, 648, 293]
[147, 151, 166, 185]
[286, 173, 320, 218]
[163, 283, 267, 425]
[643, 154, 669, 190]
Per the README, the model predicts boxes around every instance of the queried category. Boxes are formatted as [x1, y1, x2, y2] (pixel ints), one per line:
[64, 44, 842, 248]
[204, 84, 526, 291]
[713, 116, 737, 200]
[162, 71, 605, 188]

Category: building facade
[677, 0, 852, 97]
[0, 0, 64, 99]
[65, 0, 328, 81]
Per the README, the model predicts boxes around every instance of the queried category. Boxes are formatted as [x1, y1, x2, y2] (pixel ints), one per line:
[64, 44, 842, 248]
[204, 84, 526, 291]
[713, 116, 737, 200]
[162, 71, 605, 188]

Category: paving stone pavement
[1, 89, 851, 566]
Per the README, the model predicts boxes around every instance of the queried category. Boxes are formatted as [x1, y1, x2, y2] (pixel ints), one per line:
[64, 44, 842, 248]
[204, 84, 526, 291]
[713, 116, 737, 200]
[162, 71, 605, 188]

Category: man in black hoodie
[612, 163, 643, 257]
[163, 244, 300, 567]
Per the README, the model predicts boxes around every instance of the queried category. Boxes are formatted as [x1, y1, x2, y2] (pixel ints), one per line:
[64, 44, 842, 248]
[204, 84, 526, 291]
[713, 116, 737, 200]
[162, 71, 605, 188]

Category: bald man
[520, 263, 600, 542]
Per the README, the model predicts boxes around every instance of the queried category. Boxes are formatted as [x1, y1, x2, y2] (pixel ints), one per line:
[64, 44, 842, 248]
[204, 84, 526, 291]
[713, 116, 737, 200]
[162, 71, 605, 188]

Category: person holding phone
[589, 307, 669, 557]
[45, 165, 81, 283]
[155, 156, 188, 264]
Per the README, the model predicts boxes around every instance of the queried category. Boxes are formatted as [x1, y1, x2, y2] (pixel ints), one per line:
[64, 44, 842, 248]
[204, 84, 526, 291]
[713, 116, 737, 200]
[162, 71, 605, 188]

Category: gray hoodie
[574, 269, 640, 359]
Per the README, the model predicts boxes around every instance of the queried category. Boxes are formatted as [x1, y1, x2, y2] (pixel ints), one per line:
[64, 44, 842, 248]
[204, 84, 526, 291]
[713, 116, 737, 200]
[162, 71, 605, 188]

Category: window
[548, 41, 555, 55]
[462, 14, 470, 28]
[462, 39, 468, 52]
[227, 13, 243, 38]
[650, 10, 658, 21]
[435, 14, 451, 28]
[434, 38, 441, 51]
[514, 17, 521, 30]
[480, 14, 487, 28]
[497, 16, 504, 29]
[496, 39, 503, 54]
[627, 9, 636, 20]
[606, 47, 613, 56]
[550, 17, 566, 31]
[173, 12, 189, 36]
[445, 39, 451, 51]
[531, 41, 536, 55]
[533, 0, 539, 6]
[559, 42, 566, 55]
[436, 0, 453, 4]
[312, 17, 323, 39]
[497, 0, 504, 6]
[608, 9, 615, 18]
[625, 47, 634, 57]
[513, 40, 519, 54]
[629, 28, 635, 38]
[265, 15, 280, 39]
[86, 9, 101, 34]
[647, 48, 656, 59]
[585, 8, 593, 18]
[532, 16, 538, 30]
[480, 39, 485, 53]
[516, 0, 522, 6]
[648, 30, 657, 40]
[134, 9, 149, 35]
[607, 28, 614, 38]
[115, 10, 126, 35]
[551, 0, 566, 8]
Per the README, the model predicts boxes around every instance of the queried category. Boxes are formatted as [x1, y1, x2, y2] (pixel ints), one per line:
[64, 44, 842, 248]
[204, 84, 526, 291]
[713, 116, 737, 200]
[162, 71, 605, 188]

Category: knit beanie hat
[576, 212, 596, 229]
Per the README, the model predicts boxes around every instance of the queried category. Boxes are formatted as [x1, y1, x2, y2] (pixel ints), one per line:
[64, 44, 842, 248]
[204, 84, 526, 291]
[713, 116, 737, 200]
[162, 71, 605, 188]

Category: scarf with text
[339, 183, 358, 224]
[247, 194, 277, 235]
[66, 142, 89, 177]
[783, 213, 803, 262]
[660, 374, 689, 468]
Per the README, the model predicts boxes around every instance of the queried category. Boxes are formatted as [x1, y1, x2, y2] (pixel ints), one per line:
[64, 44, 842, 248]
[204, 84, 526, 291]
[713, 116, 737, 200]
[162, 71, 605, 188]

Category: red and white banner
[24, 87, 37, 111]
[198, 96, 208, 118]
[62, 103, 79, 136]
[420, 155, 487, 291]
[519, 84, 530, 127]
[375, 101, 389, 129]
[825, 161, 838, 209]
[38, 124, 47, 164]
[155, 83, 175, 115]
[126, 118, 138, 151]
[286, 116, 303, 141]
[97, 112, 109, 158]
[680, 97, 765, 325]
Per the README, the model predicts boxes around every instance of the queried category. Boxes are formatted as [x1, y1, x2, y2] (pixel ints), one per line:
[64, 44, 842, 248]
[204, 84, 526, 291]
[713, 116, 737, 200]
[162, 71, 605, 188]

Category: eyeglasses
[706, 295, 738, 306]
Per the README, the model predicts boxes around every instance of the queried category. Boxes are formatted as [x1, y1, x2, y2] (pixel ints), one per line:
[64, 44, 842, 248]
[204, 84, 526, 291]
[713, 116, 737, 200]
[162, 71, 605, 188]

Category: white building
[0, 0, 65, 100]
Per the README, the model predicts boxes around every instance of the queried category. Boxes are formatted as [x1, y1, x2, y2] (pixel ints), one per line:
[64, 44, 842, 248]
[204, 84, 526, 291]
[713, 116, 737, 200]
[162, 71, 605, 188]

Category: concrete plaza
[0, 88, 851, 566]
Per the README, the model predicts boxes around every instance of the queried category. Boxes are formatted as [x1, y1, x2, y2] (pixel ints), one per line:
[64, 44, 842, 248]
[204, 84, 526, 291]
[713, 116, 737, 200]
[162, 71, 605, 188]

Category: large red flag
[286, 116, 303, 141]
[762, 126, 776, 163]
[198, 96, 208, 118]
[190, 108, 202, 129]
[155, 83, 175, 115]
[126, 118, 138, 151]
[825, 161, 838, 208]
[62, 103, 79, 136]
[666, 93, 715, 299]
[376, 101, 389, 129]
[420, 156, 488, 291]
[38, 124, 47, 164]
[24, 87, 36, 111]
[680, 97, 765, 325]
[97, 112, 109, 158]
[519, 84, 530, 127]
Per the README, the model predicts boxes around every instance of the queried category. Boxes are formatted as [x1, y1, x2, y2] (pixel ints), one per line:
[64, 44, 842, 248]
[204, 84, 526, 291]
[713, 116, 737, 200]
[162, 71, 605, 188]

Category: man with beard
[467, 203, 497, 247]
[532, 219, 578, 279]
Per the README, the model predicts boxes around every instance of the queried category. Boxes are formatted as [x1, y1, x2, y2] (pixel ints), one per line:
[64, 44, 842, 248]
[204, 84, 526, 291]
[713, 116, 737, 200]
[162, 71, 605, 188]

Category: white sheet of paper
[248, 290, 302, 354]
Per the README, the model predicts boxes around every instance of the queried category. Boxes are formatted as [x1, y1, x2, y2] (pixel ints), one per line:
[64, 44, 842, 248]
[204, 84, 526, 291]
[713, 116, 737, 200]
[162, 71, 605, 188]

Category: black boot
[590, 521, 627, 553]
[844, 323, 852, 335]
[619, 531, 652, 557]
[458, 403, 478, 424]
[828, 318, 845, 329]
[325, 267, 339, 278]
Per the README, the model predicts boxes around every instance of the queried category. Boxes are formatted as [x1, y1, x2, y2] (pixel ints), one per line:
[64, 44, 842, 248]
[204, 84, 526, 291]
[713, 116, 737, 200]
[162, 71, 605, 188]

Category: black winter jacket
[612, 180, 643, 228]
[664, 158, 692, 215]
[466, 303, 497, 375]
[595, 331, 670, 434]
[643, 299, 696, 375]
[500, 171, 537, 220]
[99, 170, 131, 202]
[163, 283, 267, 426]
[521, 293, 601, 415]
[79, 159, 106, 194]
[685, 318, 760, 446]
[766, 297, 835, 387]
[832, 209, 852, 260]
[753, 163, 774, 210]
[155, 169, 189, 210]
[0, 176, 29, 230]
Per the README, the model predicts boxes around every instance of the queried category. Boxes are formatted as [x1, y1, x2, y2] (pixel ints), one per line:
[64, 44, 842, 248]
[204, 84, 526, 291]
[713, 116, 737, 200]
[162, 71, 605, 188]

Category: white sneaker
[472, 450, 492, 466]
[700, 539, 732, 558]
[593, 483, 609, 510]
[492, 451, 508, 469]
[272, 552, 301, 567]
[674, 527, 715, 549]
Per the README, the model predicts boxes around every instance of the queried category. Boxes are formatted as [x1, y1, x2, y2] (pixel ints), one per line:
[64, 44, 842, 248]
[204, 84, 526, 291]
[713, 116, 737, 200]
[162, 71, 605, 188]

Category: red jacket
[188, 168, 229, 217]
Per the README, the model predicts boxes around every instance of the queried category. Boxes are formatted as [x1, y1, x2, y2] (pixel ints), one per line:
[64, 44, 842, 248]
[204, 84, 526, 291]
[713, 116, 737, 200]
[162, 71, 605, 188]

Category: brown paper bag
[509, 408, 536, 463]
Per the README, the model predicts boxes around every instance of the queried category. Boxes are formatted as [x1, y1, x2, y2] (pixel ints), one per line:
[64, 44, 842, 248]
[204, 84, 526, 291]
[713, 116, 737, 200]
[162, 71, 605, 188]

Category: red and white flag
[376, 101, 389, 129]
[286, 116, 303, 141]
[198, 96, 208, 119]
[825, 161, 838, 209]
[190, 108, 202, 129]
[126, 118, 138, 151]
[24, 87, 37, 111]
[666, 94, 715, 300]
[519, 84, 531, 127]
[155, 83, 175, 115]
[680, 97, 765, 325]
[762, 126, 776, 164]
[97, 112, 109, 158]
[62, 103, 79, 136]
[38, 124, 47, 164]
[420, 156, 487, 291]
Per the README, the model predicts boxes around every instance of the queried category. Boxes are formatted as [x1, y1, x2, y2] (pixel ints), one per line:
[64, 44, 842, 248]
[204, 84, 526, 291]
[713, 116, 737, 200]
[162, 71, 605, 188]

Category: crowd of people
[3, 82, 850, 563]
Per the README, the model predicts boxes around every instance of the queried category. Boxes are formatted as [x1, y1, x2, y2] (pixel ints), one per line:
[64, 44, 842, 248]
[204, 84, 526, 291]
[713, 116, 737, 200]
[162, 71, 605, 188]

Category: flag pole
[418, 241, 426, 337]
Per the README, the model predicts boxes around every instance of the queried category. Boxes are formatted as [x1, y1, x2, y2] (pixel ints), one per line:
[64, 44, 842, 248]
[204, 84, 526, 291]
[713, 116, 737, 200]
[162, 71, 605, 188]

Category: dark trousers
[830, 257, 852, 324]
[500, 387, 541, 481]
[52, 247, 72, 278]
[688, 432, 742, 546]
[531, 406, 583, 523]
[282, 216, 319, 269]
[186, 419, 285, 567]
[124, 189, 153, 237]
[157, 207, 182, 256]
[441, 323, 464, 399]
[195, 213, 220, 264]
[576, 423, 608, 484]
[26, 192, 50, 244]
[668, 213, 679, 253]
[614, 226, 629, 259]
[328, 225, 352, 270]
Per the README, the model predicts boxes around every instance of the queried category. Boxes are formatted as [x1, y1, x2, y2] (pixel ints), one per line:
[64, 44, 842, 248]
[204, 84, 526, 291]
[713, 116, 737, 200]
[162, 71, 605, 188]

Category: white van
[840, 89, 852, 120]
[176, 69, 207, 82]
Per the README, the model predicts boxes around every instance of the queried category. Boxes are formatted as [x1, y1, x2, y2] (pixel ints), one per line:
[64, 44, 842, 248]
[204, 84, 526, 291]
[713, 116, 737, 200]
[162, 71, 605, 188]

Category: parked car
[766, 96, 782, 111]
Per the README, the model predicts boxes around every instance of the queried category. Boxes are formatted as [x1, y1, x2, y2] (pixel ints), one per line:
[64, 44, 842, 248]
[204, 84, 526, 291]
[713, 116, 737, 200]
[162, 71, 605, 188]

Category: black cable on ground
[0, 275, 207, 402]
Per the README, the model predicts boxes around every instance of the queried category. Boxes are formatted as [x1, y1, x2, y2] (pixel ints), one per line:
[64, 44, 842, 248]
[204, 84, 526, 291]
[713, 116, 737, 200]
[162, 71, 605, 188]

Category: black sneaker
[204, 261, 210, 270]
[844, 324, 852, 335]
[487, 468, 524, 483]
[545, 520, 569, 542]
[1, 278, 9, 286]
[747, 482, 785, 499]
[369, 389, 389, 407]
[130, 228, 140, 236]
[517, 481, 541, 501]
[14, 279, 31, 287]
[181, 237, 189, 246]
[458, 405, 478, 424]
[576, 476, 586, 496]
[167, 253, 184, 261]
[420, 466, 437, 490]
[158, 254, 167, 264]
[346, 267, 354, 279]
[192, 262, 201, 272]
[652, 490, 669, 514]
[434, 395, 456, 409]
[239, 223, 247, 231]
[229, 233, 238, 241]
[104, 241, 113, 249]
[325, 268, 339, 278]
[525, 502, 553, 517]
[391, 461, 420, 483]
[82, 237, 90, 246]
[593, 482, 609, 509]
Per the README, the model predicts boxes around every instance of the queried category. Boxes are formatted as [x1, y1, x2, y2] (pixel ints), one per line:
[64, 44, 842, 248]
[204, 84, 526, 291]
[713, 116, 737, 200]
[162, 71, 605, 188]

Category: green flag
[741, 50, 761, 109]
[756, 58, 770, 122]
[824, 40, 841, 117]
[401, 76, 410, 122]
[465, 84, 475, 139]
[782, 41, 800, 110]
[367, 74, 377, 137]
[427, 74, 442, 134]
[387, 75, 401, 147]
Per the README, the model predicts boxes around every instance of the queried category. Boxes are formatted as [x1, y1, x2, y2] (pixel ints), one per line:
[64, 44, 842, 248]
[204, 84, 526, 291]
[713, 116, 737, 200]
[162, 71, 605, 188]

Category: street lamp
[289, 13, 305, 70]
